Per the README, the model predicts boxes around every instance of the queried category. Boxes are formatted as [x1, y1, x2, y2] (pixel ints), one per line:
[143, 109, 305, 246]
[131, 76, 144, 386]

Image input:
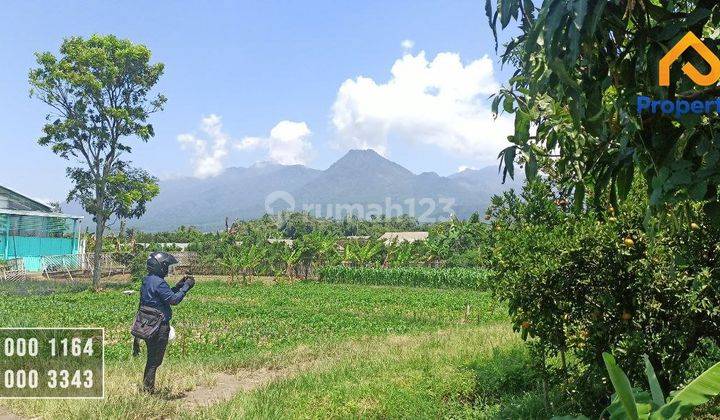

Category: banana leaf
[603, 352, 639, 420]
[652, 361, 720, 419]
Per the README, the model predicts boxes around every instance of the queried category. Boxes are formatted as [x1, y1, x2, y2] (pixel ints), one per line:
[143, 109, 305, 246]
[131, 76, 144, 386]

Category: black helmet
[147, 252, 178, 278]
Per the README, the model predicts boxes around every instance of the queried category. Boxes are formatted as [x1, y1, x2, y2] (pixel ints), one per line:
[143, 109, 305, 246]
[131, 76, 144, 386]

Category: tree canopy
[487, 0, 720, 218]
[29, 34, 165, 288]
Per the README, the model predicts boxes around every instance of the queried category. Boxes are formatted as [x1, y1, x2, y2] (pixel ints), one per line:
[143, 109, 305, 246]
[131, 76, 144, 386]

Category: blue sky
[0, 0, 516, 202]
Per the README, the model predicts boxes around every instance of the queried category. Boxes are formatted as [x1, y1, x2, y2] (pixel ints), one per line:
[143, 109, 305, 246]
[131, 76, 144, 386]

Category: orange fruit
[691, 222, 700, 231]
[621, 311, 632, 321]
[623, 238, 635, 247]
[521, 321, 531, 329]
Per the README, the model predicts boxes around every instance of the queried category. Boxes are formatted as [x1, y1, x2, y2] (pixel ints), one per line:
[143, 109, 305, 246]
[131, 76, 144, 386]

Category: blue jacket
[139, 274, 190, 323]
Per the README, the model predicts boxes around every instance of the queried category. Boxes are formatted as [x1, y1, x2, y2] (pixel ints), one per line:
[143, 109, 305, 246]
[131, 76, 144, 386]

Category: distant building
[137, 243, 191, 252]
[379, 231, 429, 244]
[0, 185, 82, 272]
[268, 238, 294, 247]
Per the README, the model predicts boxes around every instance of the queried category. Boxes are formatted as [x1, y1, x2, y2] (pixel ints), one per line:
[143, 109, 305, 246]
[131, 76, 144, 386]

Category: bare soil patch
[0, 407, 22, 420]
[182, 367, 289, 409]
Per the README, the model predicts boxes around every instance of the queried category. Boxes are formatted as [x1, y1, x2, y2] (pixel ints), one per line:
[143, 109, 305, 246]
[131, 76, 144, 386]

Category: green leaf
[497, 146, 517, 184]
[503, 94, 515, 113]
[704, 201, 720, 225]
[543, 0, 566, 56]
[616, 165, 634, 201]
[572, 0, 587, 32]
[688, 181, 707, 201]
[608, 390, 654, 419]
[486, 0, 498, 50]
[603, 352, 639, 420]
[525, 150, 538, 180]
[514, 110, 531, 143]
[491, 94, 501, 116]
[655, 361, 720, 418]
[504, 146, 516, 181]
[500, 0, 513, 28]
[573, 183, 585, 213]
[643, 355, 665, 407]
[583, 0, 605, 36]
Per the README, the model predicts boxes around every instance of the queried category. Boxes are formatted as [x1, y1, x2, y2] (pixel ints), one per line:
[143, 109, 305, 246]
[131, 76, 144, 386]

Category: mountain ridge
[67, 149, 524, 232]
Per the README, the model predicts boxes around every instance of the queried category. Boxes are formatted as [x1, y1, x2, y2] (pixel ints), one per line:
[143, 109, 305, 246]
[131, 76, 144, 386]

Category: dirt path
[179, 331, 443, 410]
[182, 367, 289, 409]
[179, 325, 506, 412]
[0, 407, 22, 420]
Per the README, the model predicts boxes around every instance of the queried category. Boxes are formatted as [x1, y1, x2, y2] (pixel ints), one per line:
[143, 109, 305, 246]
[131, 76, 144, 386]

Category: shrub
[487, 180, 720, 413]
[317, 266, 492, 290]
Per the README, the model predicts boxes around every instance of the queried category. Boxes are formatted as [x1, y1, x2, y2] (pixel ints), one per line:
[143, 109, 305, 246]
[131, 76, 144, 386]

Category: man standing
[139, 252, 195, 392]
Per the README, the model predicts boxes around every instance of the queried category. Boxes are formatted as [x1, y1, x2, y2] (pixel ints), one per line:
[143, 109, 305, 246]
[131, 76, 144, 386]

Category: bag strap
[138, 277, 144, 309]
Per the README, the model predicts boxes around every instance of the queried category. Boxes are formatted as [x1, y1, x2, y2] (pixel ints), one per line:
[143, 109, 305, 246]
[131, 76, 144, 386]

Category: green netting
[0, 214, 80, 262]
[0, 214, 76, 238]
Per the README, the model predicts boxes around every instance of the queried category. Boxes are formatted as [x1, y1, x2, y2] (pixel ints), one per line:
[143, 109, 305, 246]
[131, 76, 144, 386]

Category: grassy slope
[195, 324, 548, 419]
[0, 279, 542, 419]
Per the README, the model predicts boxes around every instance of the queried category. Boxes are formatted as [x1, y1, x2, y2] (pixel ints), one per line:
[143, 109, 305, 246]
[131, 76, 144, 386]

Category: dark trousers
[143, 323, 170, 391]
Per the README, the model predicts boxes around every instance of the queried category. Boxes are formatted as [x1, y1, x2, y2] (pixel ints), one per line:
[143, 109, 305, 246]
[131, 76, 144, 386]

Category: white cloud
[236, 136, 260, 150]
[401, 39, 414, 50]
[331, 50, 514, 164]
[177, 114, 230, 178]
[246, 120, 313, 165]
[457, 165, 476, 172]
[179, 116, 313, 177]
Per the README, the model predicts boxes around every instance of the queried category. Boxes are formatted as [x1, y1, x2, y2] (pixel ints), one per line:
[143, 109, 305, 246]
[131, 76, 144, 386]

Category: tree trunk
[92, 215, 105, 290]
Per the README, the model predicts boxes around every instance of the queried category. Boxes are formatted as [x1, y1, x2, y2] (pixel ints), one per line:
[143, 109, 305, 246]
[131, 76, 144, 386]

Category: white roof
[268, 238, 294, 246]
[379, 231, 429, 243]
[0, 208, 83, 220]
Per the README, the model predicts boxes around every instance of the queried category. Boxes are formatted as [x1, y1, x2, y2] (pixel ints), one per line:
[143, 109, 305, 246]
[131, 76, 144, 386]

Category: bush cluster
[487, 180, 720, 411]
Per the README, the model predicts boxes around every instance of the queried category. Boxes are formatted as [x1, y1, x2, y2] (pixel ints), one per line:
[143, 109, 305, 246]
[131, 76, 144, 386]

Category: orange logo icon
[659, 32, 720, 86]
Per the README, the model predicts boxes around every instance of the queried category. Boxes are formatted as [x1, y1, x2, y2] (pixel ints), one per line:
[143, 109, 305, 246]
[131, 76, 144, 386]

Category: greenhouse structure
[0, 185, 82, 272]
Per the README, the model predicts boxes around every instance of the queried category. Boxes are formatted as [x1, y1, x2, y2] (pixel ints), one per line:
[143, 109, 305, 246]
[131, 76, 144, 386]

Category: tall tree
[486, 0, 720, 217]
[30, 35, 165, 289]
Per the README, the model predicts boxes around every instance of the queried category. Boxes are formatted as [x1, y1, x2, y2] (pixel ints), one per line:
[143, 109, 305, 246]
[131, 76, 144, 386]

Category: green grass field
[0, 277, 548, 419]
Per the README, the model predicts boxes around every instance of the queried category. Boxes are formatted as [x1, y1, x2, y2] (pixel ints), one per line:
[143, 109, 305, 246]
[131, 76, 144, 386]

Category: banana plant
[385, 242, 416, 268]
[344, 240, 384, 268]
[554, 352, 720, 419]
[237, 244, 266, 285]
[217, 245, 241, 284]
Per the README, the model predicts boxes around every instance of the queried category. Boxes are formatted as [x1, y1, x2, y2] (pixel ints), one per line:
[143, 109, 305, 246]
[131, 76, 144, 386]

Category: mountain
[135, 163, 322, 231]
[450, 166, 523, 196]
[67, 150, 525, 232]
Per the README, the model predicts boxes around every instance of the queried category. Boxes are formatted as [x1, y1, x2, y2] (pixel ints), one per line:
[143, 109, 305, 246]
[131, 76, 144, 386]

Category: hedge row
[316, 266, 492, 290]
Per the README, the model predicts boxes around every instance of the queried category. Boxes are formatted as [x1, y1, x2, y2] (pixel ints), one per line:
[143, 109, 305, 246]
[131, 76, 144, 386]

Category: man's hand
[184, 276, 196, 290]
[174, 277, 187, 289]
